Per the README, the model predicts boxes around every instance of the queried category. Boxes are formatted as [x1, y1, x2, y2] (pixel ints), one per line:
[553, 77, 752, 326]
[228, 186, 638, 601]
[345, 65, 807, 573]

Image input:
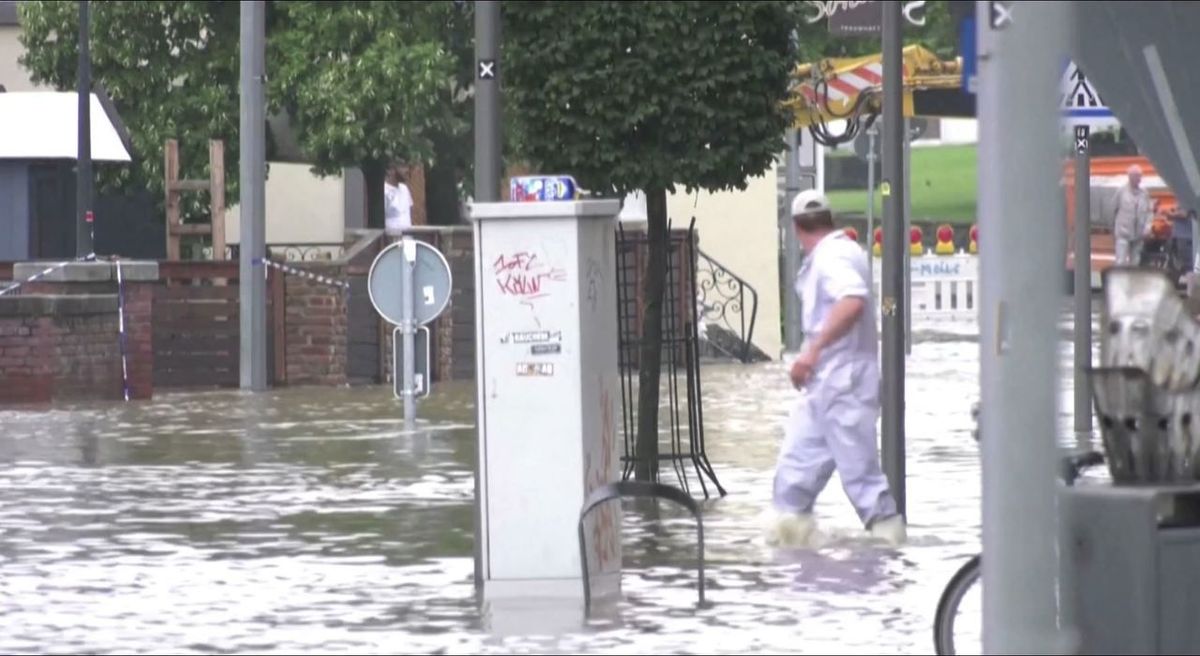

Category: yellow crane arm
[787, 44, 963, 129]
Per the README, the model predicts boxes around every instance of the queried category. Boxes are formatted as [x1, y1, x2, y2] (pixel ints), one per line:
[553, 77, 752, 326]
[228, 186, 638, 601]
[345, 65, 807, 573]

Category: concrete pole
[977, 1, 1070, 652]
[474, 0, 501, 202]
[76, 0, 93, 257]
[783, 129, 803, 353]
[1074, 126, 1092, 445]
[903, 118, 913, 355]
[880, 1, 907, 518]
[238, 0, 267, 391]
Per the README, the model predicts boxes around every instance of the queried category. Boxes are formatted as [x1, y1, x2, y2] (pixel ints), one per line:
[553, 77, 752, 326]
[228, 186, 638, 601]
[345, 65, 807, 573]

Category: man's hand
[789, 346, 820, 389]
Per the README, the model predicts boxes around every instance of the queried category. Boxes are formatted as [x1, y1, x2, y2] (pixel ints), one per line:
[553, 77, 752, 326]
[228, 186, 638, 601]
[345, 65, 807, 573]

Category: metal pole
[1073, 126, 1092, 445]
[977, 1, 1070, 652]
[903, 118, 913, 355]
[76, 0, 93, 257]
[401, 238, 418, 430]
[239, 0, 267, 391]
[783, 128, 803, 353]
[866, 125, 877, 287]
[474, 0, 501, 202]
[880, 1, 906, 518]
[472, 0, 501, 595]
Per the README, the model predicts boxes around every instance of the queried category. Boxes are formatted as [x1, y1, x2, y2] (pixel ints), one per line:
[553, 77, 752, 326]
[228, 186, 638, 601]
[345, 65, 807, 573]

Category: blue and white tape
[115, 259, 131, 402]
[252, 257, 350, 290]
[0, 253, 97, 296]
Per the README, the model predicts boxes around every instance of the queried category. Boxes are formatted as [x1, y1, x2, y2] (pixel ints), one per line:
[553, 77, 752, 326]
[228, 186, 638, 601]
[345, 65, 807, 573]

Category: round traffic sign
[368, 239, 453, 326]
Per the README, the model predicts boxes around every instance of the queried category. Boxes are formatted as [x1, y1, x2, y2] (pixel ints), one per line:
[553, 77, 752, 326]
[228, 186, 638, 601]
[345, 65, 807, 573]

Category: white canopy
[0, 91, 132, 162]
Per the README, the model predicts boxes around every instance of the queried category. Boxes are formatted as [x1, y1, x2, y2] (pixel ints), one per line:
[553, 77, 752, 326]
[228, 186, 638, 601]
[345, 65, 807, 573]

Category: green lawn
[826, 144, 978, 225]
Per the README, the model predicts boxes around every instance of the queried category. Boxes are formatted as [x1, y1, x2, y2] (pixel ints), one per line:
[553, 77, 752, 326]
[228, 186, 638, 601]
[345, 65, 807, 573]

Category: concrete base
[482, 572, 620, 601]
[12, 260, 159, 283]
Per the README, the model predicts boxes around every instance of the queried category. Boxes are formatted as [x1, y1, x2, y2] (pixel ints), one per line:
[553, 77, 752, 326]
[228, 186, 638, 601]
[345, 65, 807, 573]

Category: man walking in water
[766, 190, 906, 548]
[1112, 164, 1153, 266]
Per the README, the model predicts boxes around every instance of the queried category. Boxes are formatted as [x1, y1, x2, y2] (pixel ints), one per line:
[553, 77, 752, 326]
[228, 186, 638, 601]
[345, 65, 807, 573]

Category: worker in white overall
[765, 190, 906, 548]
[1112, 164, 1153, 266]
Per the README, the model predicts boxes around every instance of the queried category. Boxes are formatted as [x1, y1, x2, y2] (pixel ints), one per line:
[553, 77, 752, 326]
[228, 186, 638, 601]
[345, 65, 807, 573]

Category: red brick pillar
[284, 264, 349, 386]
[124, 282, 155, 399]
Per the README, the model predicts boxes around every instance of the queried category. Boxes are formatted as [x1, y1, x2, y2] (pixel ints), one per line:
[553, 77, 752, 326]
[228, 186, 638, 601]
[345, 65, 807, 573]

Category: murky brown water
[0, 309, 1101, 654]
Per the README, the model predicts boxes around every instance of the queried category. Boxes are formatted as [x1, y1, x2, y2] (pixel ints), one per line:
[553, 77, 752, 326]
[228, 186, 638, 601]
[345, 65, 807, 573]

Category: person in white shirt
[765, 189, 906, 548]
[1112, 164, 1153, 266]
[384, 165, 414, 235]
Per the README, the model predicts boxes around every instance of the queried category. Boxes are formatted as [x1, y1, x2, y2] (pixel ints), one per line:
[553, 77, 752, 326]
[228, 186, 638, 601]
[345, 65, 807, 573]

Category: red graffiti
[493, 251, 566, 301]
[585, 381, 619, 572]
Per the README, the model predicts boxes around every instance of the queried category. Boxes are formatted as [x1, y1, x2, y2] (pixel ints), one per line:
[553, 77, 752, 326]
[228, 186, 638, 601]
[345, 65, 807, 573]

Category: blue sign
[510, 175, 577, 202]
[960, 16, 977, 95]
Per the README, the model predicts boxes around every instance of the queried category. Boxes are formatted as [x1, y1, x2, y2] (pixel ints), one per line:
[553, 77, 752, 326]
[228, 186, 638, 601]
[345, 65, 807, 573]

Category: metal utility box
[1060, 484, 1200, 654]
[468, 199, 622, 599]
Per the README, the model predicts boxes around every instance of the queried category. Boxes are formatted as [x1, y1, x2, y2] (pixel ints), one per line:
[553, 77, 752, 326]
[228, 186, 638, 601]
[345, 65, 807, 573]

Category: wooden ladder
[164, 139, 226, 261]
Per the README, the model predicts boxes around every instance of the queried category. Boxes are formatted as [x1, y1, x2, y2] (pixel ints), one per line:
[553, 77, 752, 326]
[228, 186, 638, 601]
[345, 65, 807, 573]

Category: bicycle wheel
[933, 554, 982, 656]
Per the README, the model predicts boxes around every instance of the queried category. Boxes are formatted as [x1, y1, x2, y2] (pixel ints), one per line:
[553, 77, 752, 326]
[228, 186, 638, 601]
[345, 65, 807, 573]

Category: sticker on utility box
[530, 343, 562, 356]
[502, 330, 563, 345]
[516, 363, 555, 377]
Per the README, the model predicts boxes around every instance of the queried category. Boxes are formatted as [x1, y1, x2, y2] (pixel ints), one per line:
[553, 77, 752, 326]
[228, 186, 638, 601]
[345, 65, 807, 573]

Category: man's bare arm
[809, 296, 866, 352]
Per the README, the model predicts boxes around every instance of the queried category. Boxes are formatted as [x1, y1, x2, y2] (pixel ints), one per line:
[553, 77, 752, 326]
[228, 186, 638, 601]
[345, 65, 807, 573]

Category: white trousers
[1114, 238, 1141, 266]
[772, 357, 899, 526]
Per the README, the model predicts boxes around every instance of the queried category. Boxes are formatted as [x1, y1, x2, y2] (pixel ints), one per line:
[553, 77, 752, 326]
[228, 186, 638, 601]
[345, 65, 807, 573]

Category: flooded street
[0, 309, 1100, 654]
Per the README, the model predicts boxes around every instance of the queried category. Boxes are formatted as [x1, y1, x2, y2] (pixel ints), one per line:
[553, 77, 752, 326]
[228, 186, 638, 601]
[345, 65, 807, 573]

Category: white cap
[792, 189, 831, 218]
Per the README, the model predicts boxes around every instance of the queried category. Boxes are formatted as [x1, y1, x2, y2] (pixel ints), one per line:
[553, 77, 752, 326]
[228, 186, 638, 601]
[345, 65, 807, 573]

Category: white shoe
[763, 511, 826, 549]
[868, 514, 907, 546]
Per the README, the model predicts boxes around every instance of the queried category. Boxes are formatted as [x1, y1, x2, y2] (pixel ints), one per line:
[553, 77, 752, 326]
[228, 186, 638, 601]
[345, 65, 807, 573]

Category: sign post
[368, 238, 453, 428]
[1073, 125, 1092, 446]
[400, 239, 417, 427]
[1060, 62, 1113, 448]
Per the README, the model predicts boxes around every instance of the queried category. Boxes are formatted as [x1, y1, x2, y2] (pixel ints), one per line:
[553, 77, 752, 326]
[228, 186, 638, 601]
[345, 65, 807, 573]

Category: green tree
[19, 1, 242, 223]
[20, 0, 473, 232]
[268, 1, 461, 229]
[505, 0, 794, 481]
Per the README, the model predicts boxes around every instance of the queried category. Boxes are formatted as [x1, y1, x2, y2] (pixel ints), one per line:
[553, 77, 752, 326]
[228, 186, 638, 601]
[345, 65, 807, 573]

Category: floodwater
[0, 308, 1102, 655]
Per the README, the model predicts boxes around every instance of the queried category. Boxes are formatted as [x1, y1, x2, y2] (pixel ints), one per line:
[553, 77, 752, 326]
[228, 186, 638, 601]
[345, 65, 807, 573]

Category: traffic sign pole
[1074, 125, 1092, 447]
[401, 237, 418, 429]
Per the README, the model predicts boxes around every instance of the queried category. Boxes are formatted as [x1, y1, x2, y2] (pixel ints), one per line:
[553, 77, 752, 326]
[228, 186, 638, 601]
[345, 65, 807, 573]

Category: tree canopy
[19, 0, 472, 227]
[20, 1, 241, 219]
[504, 0, 795, 196]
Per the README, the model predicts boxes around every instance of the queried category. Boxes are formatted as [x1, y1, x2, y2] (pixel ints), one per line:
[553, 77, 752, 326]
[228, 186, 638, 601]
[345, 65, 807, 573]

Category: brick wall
[0, 296, 128, 404]
[284, 264, 349, 386]
[25, 278, 154, 399]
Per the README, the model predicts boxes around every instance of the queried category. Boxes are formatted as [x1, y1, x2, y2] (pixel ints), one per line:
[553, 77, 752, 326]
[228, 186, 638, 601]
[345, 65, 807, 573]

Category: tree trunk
[635, 187, 669, 481]
[426, 157, 462, 225]
[363, 160, 386, 230]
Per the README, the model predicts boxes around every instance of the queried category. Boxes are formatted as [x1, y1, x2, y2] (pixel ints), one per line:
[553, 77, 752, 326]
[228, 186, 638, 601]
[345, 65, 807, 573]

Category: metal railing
[224, 243, 347, 262]
[696, 248, 760, 363]
[578, 480, 705, 611]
